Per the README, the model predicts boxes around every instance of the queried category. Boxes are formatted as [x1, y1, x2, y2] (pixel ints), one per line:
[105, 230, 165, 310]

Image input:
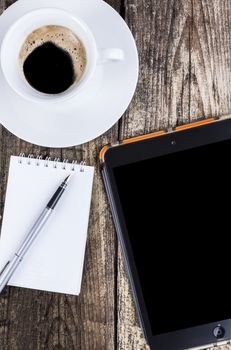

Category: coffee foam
[19, 25, 87, 83]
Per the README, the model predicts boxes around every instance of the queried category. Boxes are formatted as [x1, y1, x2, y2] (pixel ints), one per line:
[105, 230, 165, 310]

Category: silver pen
[0, 174, 71, 293]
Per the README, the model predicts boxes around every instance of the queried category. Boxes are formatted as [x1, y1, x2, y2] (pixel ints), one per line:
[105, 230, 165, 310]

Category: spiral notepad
[0, 155, 94, 295]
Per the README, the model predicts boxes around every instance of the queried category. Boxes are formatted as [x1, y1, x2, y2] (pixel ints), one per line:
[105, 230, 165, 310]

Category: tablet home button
[213, 326, 225, 339]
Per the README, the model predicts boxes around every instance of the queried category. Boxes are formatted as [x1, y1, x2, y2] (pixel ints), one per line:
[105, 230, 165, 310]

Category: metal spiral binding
[62, 159, 69, 170]
[44, 157, 51, 167]
[71, 160, 78, 171]
[36, 155, 42, 166]
[53, 158, 60, 168]
[17, 154, 85, 172]
[18, 153, 25, 163]
[80, 161, 86, 172]
[27, 154, 34, 165]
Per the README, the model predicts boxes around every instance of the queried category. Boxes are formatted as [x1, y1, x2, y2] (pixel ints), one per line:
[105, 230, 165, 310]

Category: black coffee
[19, 25, 87, 95]
[23, 42, 75, 94]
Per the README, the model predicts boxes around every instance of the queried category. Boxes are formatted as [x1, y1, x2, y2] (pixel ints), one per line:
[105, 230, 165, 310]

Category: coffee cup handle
[97, 48, 124, 64]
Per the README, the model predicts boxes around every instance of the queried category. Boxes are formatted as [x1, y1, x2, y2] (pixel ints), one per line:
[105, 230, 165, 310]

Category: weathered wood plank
[190, 0, 231, 117]
[59, 128, 119, 350]
[0, 1, 120, 350]
[118, 0, 231, 349]
[189, 3, 231, 350]
[1, 0, 231, 349]
[118, 1, 192, 349]
[0, 136, 62, 350]
[119, 0, 192, 141]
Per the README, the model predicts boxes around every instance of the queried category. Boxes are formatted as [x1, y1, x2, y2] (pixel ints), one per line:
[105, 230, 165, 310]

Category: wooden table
[0, 0, 230, 349]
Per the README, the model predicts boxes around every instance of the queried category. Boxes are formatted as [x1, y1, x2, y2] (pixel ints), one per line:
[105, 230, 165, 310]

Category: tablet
[100, 116, 231, 350]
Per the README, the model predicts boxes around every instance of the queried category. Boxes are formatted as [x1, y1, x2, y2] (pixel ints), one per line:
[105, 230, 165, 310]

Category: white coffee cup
[0, 8, 124, 103]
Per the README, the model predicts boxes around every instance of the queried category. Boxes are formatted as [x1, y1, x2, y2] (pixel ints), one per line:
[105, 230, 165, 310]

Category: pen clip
[0, 261, 10, 276]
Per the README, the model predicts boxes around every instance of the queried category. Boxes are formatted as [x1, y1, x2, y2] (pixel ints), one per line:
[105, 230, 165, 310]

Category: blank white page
[0, 156, 94, 295]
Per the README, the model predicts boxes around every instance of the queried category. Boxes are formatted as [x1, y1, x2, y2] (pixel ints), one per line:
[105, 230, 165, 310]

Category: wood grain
[0, 0, 231, 349]
[0, 1, 119, 350]
[118, 1, 192, 349]
[119, 0, 192, 140]
[118, 0, 231, 349]
[190, 0, 231, 117]
[58, 129, 119, 350]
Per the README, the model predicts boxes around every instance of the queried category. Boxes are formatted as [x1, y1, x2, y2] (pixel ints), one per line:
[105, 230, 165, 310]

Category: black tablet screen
[113, 138, 231, 335]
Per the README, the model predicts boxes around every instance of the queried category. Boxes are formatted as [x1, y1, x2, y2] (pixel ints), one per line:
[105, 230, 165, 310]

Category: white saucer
[0, 0, 138, 147]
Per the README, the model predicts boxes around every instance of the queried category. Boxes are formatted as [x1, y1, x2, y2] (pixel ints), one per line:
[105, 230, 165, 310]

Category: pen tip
[64, 174, 72, 184]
